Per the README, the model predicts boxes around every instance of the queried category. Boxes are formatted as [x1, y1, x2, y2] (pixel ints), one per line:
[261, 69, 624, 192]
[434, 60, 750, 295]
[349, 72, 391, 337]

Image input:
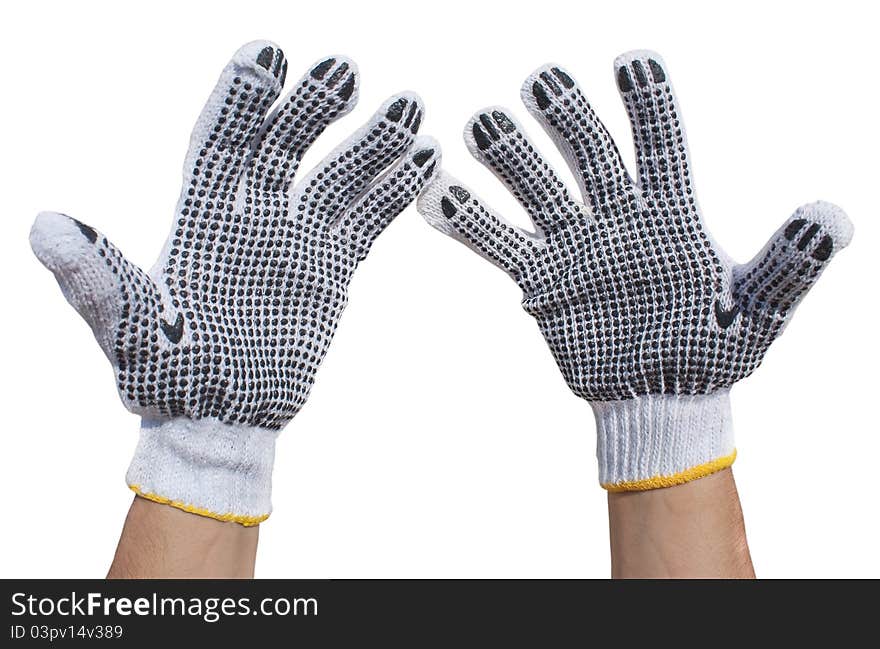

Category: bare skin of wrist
[608, 468, 755, 579]
[107, 496, 259, 579]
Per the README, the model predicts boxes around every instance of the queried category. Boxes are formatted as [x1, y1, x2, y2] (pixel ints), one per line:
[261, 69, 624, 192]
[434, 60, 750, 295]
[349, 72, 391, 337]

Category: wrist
[592, 390, 736, 492]
[125, 417, 278, 526]
[108, 496, 259, 578]
[607, 468, 754, 578]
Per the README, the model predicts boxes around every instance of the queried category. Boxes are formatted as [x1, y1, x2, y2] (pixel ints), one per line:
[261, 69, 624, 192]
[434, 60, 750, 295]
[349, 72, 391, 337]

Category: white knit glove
[418, 51, 851, 491]
[31, 41, 440, 524]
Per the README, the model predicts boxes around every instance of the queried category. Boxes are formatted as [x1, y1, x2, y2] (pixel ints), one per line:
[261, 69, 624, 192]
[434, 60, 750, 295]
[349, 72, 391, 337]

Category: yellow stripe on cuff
[602, 450, 737, 492]
[128, 484, 268, 527]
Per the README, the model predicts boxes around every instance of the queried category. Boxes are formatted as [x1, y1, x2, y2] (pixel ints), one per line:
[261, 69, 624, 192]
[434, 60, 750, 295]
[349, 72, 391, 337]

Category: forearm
[107, 496, 259, 579]
[607, 468, 754, 579]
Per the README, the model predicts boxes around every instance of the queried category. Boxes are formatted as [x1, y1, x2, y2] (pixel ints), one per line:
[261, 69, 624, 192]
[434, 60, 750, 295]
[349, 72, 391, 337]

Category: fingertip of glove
[412, 134, 440, 153]
[416, 171, 457, 232]
[308, 54, 358, 80]
[30, 212, 88, 269]
[464, 105, 519, 154]
[232, 40, 286, 83]
[410, 135, 442, 170]
[796, 201, 854, 249]
[520, 64, 571, 112]
[613, 50, 669, 92]
[382, 91, 424, 123]
[306, 55, 359, 102]
[613, 49, 664, 70]
[521, 62, 567, 89]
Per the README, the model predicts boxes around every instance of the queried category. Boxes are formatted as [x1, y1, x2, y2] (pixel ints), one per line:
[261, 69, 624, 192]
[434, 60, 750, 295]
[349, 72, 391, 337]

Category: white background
[1, 0, 877, 578]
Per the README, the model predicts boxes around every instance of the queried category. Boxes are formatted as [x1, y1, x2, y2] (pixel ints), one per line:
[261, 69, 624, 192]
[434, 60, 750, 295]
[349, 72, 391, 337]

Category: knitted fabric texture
[418, 50, 851, 490]
[31, 41, 440, 523]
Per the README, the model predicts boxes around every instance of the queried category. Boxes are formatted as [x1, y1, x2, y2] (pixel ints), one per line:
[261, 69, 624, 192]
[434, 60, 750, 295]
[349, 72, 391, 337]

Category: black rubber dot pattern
[87, 48, 431, 429]
[430, 56, 842, 401]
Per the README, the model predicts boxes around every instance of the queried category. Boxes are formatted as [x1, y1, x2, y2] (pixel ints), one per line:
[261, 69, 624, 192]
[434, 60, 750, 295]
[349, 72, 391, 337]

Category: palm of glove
[421, 51, 851, 402]
[32, 42, 438, 429]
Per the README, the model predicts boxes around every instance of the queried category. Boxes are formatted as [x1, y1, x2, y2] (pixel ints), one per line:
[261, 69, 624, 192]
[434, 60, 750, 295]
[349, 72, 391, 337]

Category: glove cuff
[592, 390, 736, 492]
[125, 417, 278, 526]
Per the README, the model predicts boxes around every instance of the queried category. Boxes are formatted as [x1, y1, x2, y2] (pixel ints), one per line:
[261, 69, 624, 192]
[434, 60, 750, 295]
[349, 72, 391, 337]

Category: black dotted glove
[31, 41, 440, 524]
[418, 51, 850, 491]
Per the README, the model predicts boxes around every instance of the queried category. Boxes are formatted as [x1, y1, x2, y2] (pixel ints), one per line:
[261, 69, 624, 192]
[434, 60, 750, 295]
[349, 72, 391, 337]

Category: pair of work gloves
[31, 42, 852, 524]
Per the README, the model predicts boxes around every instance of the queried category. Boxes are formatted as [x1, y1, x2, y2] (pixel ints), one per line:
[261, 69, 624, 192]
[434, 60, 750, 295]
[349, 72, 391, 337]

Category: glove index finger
[183, 41, 286, 191]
